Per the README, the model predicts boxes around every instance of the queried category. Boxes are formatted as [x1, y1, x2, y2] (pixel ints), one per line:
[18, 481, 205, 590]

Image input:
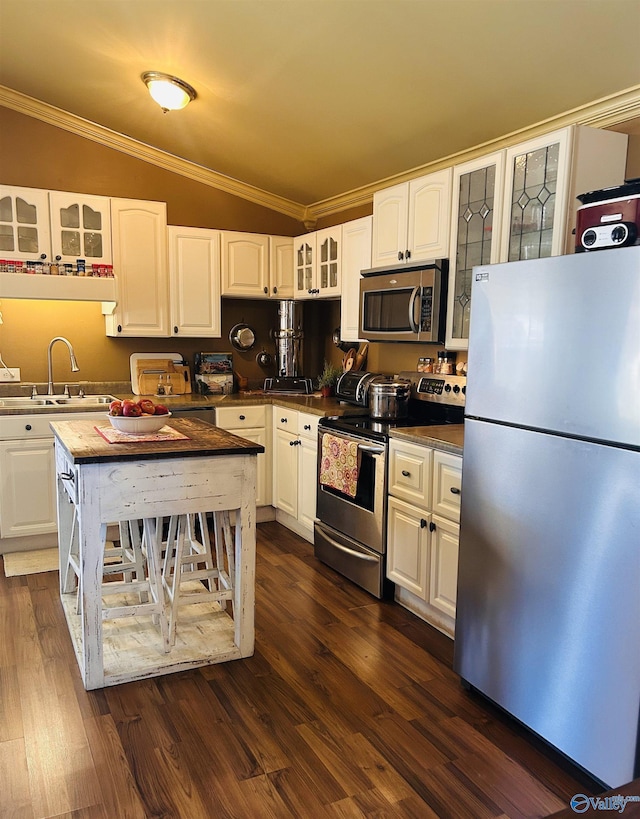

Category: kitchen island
[51, 416, 263, 690]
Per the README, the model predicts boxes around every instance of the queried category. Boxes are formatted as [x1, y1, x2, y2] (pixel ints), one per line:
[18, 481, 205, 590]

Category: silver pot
[369, 376, 411, 419]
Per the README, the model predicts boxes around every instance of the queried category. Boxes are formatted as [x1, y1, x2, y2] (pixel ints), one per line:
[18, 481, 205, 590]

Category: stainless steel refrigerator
[453, 245, 640, 788]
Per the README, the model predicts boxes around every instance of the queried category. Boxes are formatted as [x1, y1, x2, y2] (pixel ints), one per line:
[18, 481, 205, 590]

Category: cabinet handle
[25, 424, 32, 431]
[304, 424, 311, 430]
[117, 325, 122, 333]
[263, 286, 268, 294]
[420, 518, 427, 528]
[450, 487, 461, 495]
[398, 251, 404, 261]
[429, 521, 436, 532]
[60, 471, 74, 482]
[406, 249, 411, 259]
[281, 417, 287, 423]
[401, 470, 410, 477]
[239, 415, 246, 421]
[273, 286, 277, 294]
[289, 440, 300, 446]
[173, 326, 178, 334]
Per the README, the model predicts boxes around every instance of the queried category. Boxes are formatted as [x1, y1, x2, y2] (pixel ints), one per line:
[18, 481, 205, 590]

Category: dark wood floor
[1, 521, 611, 818]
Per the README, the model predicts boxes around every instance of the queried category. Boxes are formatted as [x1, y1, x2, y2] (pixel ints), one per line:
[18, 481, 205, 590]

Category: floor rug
[3, 547, 58, 577]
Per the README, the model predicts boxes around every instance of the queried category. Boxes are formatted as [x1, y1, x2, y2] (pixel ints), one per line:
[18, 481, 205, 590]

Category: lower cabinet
[272, 407, 319, 542]
[386, 439, 462, 636]
[214, 405, 272, 512]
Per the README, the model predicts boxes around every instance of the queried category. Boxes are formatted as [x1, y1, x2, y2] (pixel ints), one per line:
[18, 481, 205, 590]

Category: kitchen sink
[0, 394, 117, 409]
[0, 397, 57, 407]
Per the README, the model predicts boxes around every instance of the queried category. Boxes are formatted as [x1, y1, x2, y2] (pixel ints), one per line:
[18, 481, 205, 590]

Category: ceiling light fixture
[141, 71, 197, 113]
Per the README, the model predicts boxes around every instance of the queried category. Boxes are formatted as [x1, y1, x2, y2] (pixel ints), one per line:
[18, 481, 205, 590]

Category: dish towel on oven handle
[319, 433, 360, 498]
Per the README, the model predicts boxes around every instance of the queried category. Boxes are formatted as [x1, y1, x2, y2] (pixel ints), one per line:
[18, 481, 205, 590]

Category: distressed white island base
[51, 418, 263, 691]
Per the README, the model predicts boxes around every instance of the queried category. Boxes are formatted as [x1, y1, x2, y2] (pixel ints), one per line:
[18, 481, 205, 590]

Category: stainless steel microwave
[358, 261, 448, 343]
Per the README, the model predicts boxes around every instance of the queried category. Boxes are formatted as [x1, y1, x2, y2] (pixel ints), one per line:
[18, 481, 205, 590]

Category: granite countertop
[50, 417, 265, 464]
[389, 424, 464, 456]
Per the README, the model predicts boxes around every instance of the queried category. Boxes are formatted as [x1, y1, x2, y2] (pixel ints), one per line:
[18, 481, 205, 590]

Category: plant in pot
[317, 360, 342, 397]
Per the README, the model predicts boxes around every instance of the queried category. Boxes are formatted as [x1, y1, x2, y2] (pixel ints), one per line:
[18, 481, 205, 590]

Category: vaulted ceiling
[1, 0, 639, 212]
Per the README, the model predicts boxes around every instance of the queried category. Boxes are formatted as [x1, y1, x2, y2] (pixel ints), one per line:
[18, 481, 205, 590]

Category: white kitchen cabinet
[386, 438, 462, 636]
[339, 215, 372, 343]
[269, 236, 294, 298]
[215, 404, 272, 509]
[0, 411, 107, 551]
[0, 185, 52, 261]
[272, 407, 318, 541]
[499, 125, 628, 263]
[446, 151, 505, 350]
[49, 191, 112, 265]
[372, 168, 452, 267]
[293, 226, 341, 299]
[220, 231, 270, 297]
[105, 198, 169, 337]
[168, 226, 221, 338]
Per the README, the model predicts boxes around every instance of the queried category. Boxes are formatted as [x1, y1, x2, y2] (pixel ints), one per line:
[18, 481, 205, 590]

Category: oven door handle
[319, 531, 379, 563]
[357, 443, 385, 455]
[408, 285, 421, 333]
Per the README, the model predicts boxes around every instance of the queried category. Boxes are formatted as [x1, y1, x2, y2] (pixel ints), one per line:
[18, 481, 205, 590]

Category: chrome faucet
[47, 337, 80, 395]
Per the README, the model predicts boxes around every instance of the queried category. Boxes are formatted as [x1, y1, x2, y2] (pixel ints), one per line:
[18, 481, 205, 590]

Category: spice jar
[436, 351, 457, 374]
[417, 357, 433, 373]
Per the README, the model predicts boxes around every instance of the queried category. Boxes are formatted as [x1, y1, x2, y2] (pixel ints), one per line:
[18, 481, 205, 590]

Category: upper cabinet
[105, 198, 169, 337]
[340, 216, 372, 343]
[168, 226, 221, 338]
[446, 152, 505, 350]
[499, 125, 628, 263]
[372, 168, 452, 268]
[0, 185, 51, 261]
[293, 225, 341, 299]
[221, 231, 293, 298]
[48, 191, 112, 265]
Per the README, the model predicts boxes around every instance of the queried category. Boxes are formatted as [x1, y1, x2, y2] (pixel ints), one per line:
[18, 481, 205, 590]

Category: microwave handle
[408, 286, 420, 333]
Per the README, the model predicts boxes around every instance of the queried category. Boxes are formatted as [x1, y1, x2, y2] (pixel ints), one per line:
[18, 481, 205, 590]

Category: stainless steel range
[314, 371, 465, 598]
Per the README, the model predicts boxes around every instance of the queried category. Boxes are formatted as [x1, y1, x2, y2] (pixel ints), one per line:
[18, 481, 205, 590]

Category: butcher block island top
[51, 417, 262, 690]
[50, 416, 264, 463]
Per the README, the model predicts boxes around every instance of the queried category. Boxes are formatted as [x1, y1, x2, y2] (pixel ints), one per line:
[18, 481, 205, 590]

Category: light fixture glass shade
[141, 72, 196, 112]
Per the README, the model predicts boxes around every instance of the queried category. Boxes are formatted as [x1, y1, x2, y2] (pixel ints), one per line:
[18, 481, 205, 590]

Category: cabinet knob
[239, 415, 246, 421]
[429, 521, 436, 532]
[420, 518, 427, 528]
[40, 253, 47, 260]
[401, 470, 410, 477]
[450, 486, 461, 495]
[406, 249, 411, 259]
[281, 417, 287, 423]
[173, 326, 178, 334]
[398, 251, 404, 261]
[304, 424, 311, 430]
[264, 286, 268, 294]
[273, 286, 277, 294]
[25, 424, 32, 431]
[117, 325, 122, 333]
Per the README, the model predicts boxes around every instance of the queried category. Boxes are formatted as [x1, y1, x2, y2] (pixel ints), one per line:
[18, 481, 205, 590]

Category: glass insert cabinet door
[49, 192, 112, 265]
[0, 185, 51, 261]
[316, 226, 341, 295]
[446, 152, 505, 350]
[294, 234, 316, 297]
[500, 128, 572, 264]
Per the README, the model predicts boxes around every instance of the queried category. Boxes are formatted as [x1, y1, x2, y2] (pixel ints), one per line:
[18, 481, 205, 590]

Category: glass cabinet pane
[60, 203, 80, 229]
[82, 205, 102, 230]
[16, 197, 37, 225]
[17, 226, 39, 253]
[508, 143, 559, 262]
[84, 232, 103, 257]
[61, 230, 81, 256]
[452, 165, 496, 340]
[0, 224, 15, 252]
[0, 196, 13, 222]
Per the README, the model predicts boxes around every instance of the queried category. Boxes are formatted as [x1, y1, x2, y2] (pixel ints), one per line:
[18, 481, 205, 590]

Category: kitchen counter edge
[389, 424, 464, 456]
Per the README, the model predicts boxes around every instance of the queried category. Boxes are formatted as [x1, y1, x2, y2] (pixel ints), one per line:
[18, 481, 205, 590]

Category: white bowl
[107, 411, 172, 434]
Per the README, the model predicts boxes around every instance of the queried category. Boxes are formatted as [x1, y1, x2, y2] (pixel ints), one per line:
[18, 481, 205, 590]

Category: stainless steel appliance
[263, 376, 313, 395]
[358, 261, 448, 343]
[315, 372, 465, 598]
[273, 300, 303, 377]
[454, 246, 640, 788]
[575, 177, 640, 252]
[368, 375, 411, 420]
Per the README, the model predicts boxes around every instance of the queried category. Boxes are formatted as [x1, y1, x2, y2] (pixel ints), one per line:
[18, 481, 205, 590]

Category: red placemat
[94, 425, 190, 444]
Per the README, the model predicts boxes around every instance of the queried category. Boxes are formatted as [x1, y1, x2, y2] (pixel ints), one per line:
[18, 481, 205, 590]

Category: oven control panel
[399, 372, 466, 407]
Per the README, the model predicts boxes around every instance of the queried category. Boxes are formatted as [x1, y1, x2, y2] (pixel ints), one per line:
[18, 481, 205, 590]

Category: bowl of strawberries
[107, 398, 171, 434]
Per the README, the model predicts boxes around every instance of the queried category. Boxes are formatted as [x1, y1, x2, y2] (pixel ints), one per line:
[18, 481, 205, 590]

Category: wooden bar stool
[64, 507, 170, 653]
[162, 511, 236, 645]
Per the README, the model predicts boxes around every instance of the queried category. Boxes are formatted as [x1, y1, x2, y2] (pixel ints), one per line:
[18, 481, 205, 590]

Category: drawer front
[432, 450, 462, 521]
[389, 440, 433, 509]
[0, 411, 103, 440]
[274, 406, 299, 434]
[298, 412, 319, 440]
[215, 405, 267, 429]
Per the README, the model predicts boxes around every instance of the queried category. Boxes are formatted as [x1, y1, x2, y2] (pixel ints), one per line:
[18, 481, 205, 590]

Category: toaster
[575, 178, 640, 252]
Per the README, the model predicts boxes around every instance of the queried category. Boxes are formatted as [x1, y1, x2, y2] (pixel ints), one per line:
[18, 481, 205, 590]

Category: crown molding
[306, 84, 640, 221]
[2, 83, 639, 226]
[0, 85, 306, 222]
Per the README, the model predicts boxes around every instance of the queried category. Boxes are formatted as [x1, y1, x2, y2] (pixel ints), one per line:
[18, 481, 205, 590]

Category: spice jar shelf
[0, 273, 116, 302]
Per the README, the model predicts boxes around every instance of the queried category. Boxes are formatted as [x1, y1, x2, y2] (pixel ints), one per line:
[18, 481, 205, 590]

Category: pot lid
[229, 323, 256, 351]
